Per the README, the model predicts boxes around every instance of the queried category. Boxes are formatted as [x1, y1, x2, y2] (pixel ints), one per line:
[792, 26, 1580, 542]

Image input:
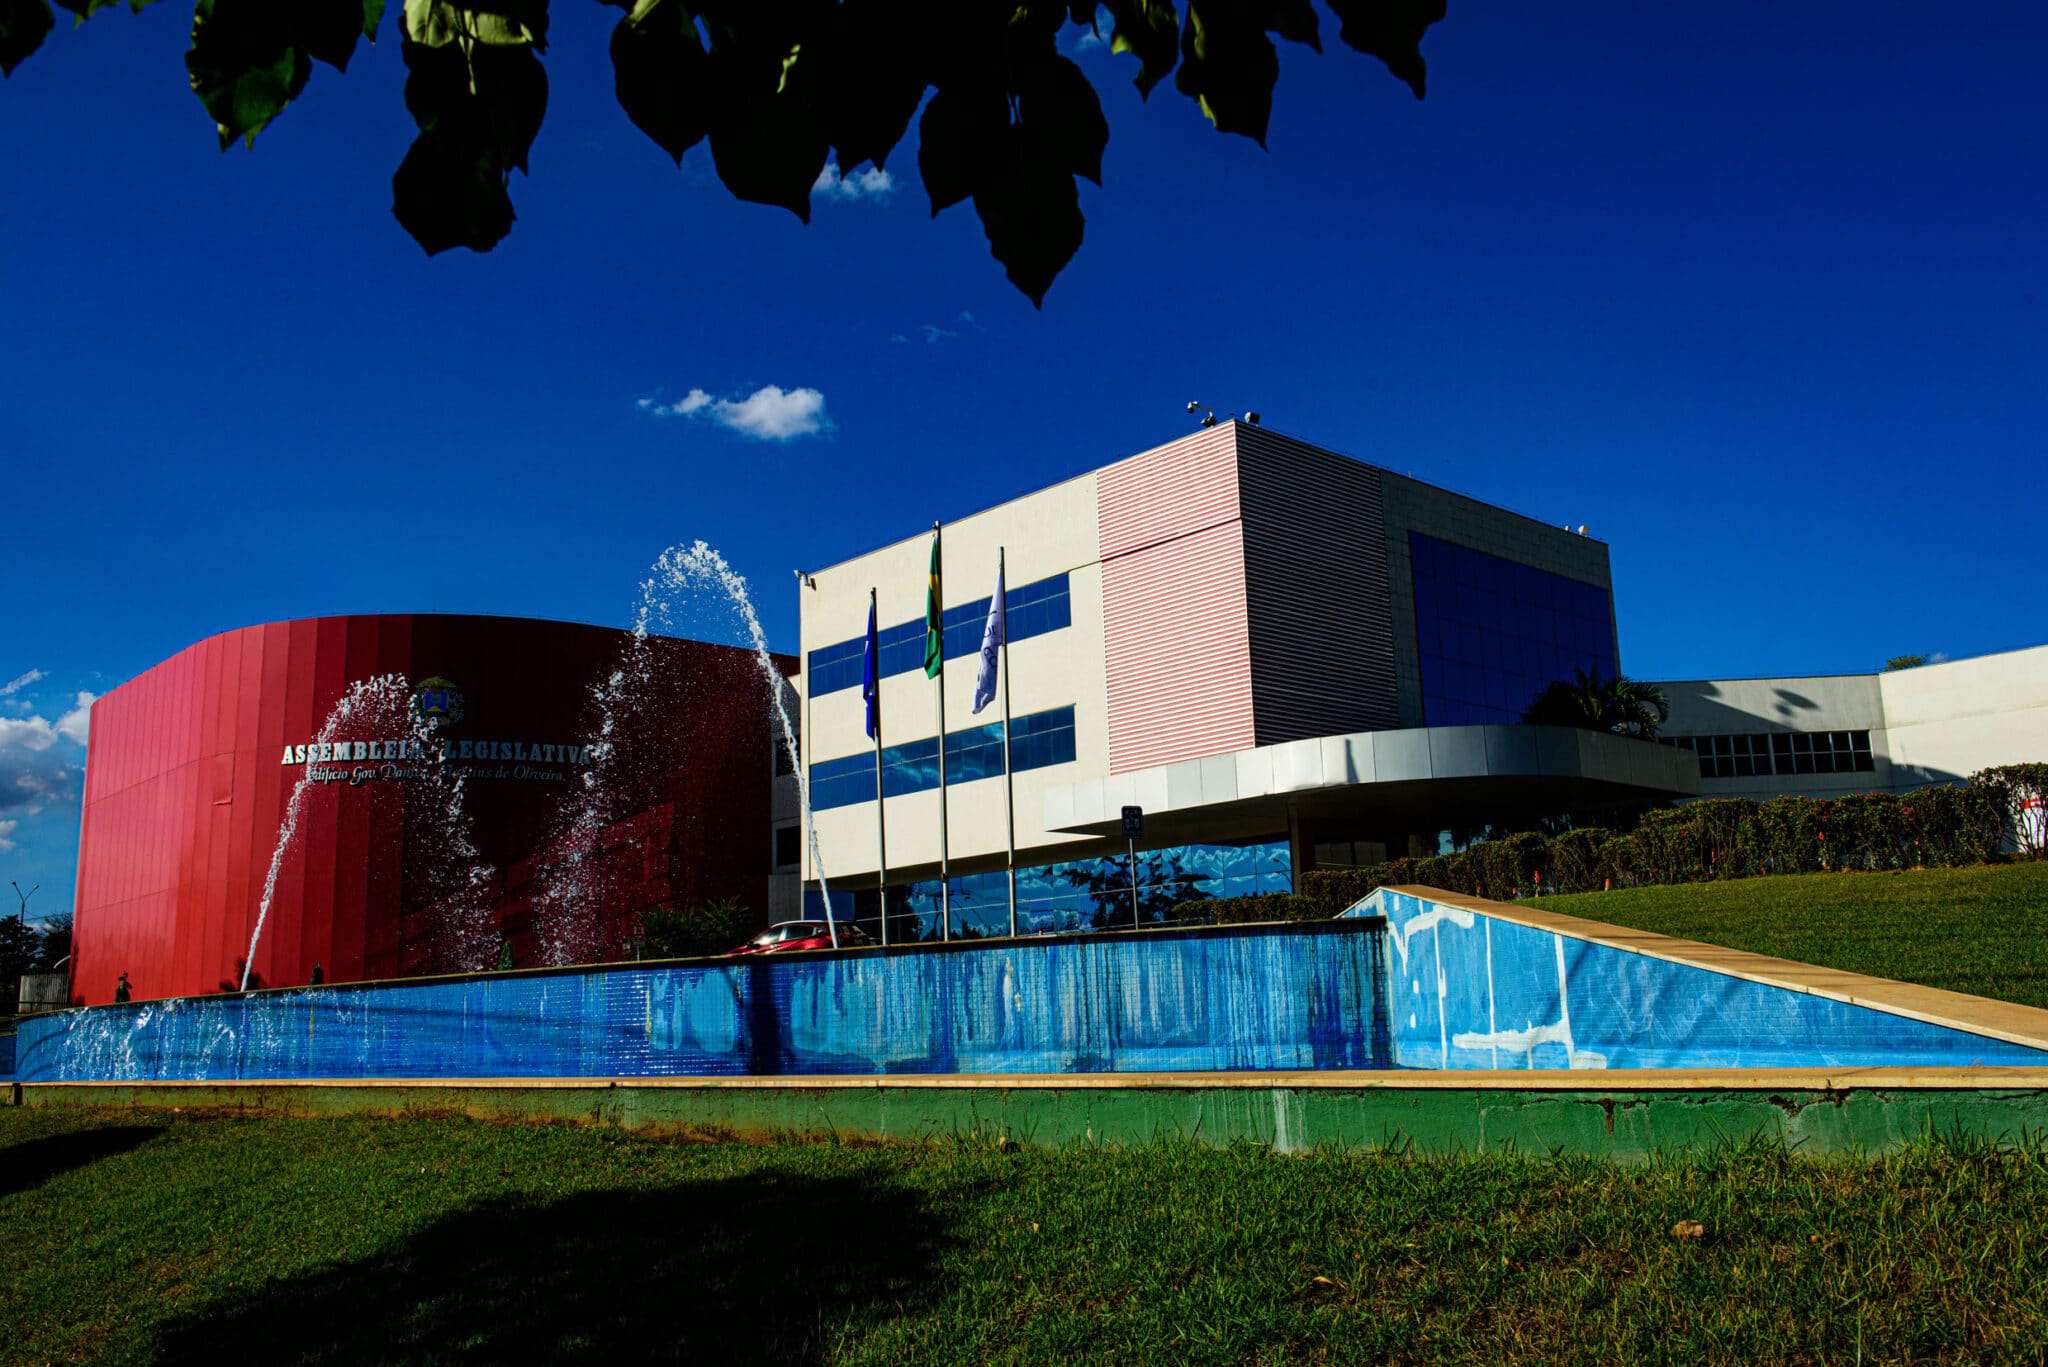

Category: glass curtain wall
[1410, 533, 1619, 726]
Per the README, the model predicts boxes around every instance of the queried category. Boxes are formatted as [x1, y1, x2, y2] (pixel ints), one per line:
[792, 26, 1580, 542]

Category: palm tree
[1523, 668, 1670, 740]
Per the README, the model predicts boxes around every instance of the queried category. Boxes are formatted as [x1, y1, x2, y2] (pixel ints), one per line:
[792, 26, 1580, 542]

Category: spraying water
[528, 629, 654, 966]
[241, 673, 499, 989]
[409, 739, 500, 974]
[240, 674, 410, 991]
[642, 541, 836, 939]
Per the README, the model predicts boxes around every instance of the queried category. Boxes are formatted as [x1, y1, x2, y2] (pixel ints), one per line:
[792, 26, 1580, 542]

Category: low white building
[1658, 645, 2048, 801]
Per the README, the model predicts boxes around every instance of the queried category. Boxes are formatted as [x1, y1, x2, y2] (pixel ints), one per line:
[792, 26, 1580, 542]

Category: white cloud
[0, 669, 43, 697]
[813, 162, 896, 201]
[710, 386, 833, 441]
[0, 819, 15, 852]
[0, 721, 80, 813]
[0, 690, 93, 812]
[637, 385, 833, 442]
[56, 692, 95, 747]
[0, 716, 58, 752]
[920, 323, 958, 344]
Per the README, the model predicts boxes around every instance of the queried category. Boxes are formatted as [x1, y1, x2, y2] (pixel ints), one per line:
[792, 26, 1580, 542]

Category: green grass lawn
[1527, 860, 2048, 1010]
[3, 1107, 2047, 1365]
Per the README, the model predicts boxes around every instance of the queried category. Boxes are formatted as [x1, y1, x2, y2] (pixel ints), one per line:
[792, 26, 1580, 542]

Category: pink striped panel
[1096, 425, 1241, 558]
[1098, 429, 1256, 774]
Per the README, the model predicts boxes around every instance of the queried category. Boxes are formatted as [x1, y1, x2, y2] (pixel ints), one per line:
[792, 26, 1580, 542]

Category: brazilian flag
[923, 530, 943, 678]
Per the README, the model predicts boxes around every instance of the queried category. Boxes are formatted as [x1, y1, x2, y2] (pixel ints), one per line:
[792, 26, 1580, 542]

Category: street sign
[1121, 806, 1144, 839]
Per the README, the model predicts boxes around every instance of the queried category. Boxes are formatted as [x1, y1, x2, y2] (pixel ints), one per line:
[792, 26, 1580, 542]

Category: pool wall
[1352, 886, 2048, 1070]
[14, 917, 1391, 1084]
[21, 884, 2048, 1090]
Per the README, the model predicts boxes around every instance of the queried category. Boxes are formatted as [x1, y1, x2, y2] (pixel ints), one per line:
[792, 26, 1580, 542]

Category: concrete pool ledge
[18, 1065, 2048, 1092]
[1374, 885, 2048, 1057]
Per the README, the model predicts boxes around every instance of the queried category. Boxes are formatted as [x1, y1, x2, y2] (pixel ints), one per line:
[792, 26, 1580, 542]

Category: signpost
[1121, 806, 1143, 930]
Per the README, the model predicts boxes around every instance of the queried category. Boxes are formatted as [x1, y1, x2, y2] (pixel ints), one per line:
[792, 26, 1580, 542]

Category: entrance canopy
[1042, 724, 1701, 849]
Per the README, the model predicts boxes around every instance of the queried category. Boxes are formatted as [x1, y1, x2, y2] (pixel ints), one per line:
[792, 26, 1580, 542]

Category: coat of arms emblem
[411, 676, 464, 728]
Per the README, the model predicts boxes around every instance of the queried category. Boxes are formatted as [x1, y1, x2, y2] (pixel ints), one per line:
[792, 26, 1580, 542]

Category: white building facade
[791, 423, 1697, 939]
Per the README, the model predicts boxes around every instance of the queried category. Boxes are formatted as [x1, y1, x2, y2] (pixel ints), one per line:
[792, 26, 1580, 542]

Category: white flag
[971, 561, 1006, 714]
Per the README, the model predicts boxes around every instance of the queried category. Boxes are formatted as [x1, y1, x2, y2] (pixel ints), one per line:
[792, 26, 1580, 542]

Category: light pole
[10, 881, 36, 1014]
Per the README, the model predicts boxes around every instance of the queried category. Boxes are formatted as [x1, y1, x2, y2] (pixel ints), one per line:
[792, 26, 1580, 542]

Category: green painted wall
[18, 1080, 2048, 1160]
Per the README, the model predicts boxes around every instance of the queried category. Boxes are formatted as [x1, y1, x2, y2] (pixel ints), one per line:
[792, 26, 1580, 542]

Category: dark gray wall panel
[1234, 428, 1402, 743]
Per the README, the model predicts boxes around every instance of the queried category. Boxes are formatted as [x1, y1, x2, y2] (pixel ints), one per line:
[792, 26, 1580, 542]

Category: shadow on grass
[151, 1166, 950, 1364]
[0, 1124, 164, 1198]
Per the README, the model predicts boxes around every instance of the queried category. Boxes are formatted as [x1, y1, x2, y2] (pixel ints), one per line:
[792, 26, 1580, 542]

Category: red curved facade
[72, 615, 784, 1006]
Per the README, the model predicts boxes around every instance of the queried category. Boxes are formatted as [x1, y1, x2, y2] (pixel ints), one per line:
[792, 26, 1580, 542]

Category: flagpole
[870, 587, 889, 948]
[999, 546, 1018, 939]
[933, 520, 951, 941]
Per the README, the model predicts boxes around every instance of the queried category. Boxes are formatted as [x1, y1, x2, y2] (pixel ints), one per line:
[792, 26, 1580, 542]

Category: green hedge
[1168, 893, 1322, 925]
[1297, 768, 2039, 916]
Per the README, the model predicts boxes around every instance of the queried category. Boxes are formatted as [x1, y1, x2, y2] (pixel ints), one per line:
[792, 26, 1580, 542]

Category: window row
[1666, 730, 1875, 780]
[807, 573, 1072, 696]
[801, 838, 1292, 941]
[808, 705, 1078, 811]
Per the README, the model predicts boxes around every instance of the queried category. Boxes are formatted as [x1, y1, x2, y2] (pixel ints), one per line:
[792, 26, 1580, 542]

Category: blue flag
[862, 596, 880, 739]
[972, 561, 1006, 715]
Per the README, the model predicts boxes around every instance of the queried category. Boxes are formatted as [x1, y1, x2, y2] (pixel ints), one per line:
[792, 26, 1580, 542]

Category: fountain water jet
[241, 673, 499, 990]
[408, 737, 500, 974]
[641, 541, 837, 940]
[524, 615, 663, 965]
[240, 674, 409, 991]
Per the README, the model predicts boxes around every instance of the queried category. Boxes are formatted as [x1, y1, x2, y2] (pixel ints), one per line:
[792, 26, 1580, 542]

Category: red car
[728, 921, 874, 955]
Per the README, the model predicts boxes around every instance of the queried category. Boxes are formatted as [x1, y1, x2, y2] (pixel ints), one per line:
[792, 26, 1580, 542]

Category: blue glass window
[804, 836, 1292, 942]
[808, 750, 881, 812]
[1410, 533, 1618, 727]
[1006, 706, 1077, 773]
[947, 719, 1008, 784]
[807, 573, 1072, 696]
[808, 706, 1077, 811]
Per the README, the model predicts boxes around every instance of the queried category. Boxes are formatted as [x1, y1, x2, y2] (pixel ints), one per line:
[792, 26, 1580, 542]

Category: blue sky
[4, 1, 2044, 919]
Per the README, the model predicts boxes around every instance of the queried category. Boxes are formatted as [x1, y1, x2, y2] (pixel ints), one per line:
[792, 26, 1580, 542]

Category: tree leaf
[609, 0, 708, 164]
[1098, 0, 1177, 97]
[402, 0, 545, 51]
[1323, 0, 1441, 98]
[361, 0, 385, 41]
[972, 121, 1084, 306]
[186, 0, 311, 150]
[53, 0, 154, 17]
[815, 0, 927, 175]
[916, 80, 1005, 216]
[0, 0, 55, 77]
[297, 0, 377, 71]
[704, 32, 829, 222]
[1175, 0, 1278, 145]
[1267, 0, 1318, 52]
[1017, 52, 1107, 185]
[392, 32, 545, 252]
[473, 40, 545, 171]
[392, 124, 515, 252]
